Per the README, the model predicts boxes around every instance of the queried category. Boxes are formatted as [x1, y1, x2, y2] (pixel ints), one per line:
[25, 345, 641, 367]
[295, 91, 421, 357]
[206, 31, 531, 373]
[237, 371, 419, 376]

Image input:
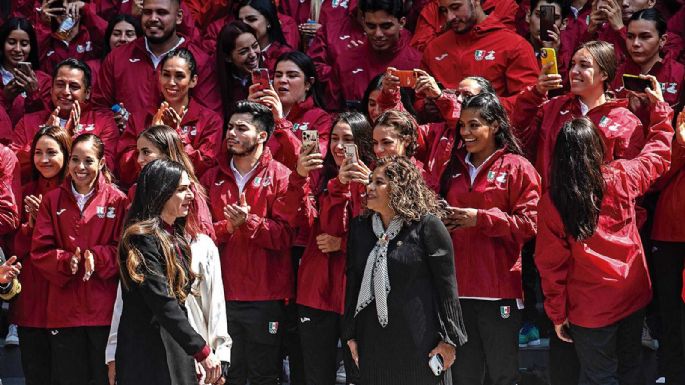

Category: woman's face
[569, 48, 607, 97]
[626, 19, 664, 66]
[230, 32, 261, 75]
[238, 5, 269, 43]
[109, 20, 137, 50]
[137, 136, 165, 169]
[329, 122, 355, 166]
[159, 56, 197, 105]
[367, 89, 382, 123]
[69, 141, 103, 192]
[274, 60, 309, 107]
[33, 135, 65, 179]
[459, 108, 498, 157]
[366, 166, 391, 213]
[373, 124, 407, 158]
[3, 28, 31, 69]
[161, 171, 194, 220]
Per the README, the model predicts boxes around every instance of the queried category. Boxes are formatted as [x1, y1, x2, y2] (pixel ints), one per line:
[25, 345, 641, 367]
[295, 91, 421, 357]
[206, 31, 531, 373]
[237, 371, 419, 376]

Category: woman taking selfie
[438, 93, 541, 384]
[344, 156, 467, 385]
[31, 134, 128, 384]
[11, 126, 70, 385]
[117, 159, 223, 385]
[536, 79, 674, 383]
[117, 48, 223, 186]
[0, 17, 51, 126]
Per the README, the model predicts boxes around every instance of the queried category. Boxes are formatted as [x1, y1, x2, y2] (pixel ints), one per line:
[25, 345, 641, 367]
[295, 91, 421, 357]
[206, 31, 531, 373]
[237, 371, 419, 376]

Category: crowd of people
[0, 0, 683, 384]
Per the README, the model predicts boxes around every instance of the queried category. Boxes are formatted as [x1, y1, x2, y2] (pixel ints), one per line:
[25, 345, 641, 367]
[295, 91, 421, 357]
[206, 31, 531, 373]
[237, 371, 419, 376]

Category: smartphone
[540, 5, 556, 42]
[391, 69, 417, 88]
[343, 143, 359, 163]
[429, 354, 444, 376]
[540, 48, 558, 75]
[622, 74, 652, 92]
[302, 130, 319, 154]
[17, 62, 32, 75]
[251, 68, 270, 91]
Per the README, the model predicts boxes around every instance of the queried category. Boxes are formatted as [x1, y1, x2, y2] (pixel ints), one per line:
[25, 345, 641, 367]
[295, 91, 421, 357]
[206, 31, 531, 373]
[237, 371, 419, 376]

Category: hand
[248, 84, 284, 120]
[555, 320, 573, 343]
[0, 256, 22, 284]
[65, 100, 82, 135]
[587, 2, 607, 35]
[338, 158, 371, 185]
[223, 193, 250, 229]
[65, 1, 85, 20]
[316, 233, 342, 253]
[162, 105, 187, 132]
[541, 24, 562, 51]
[441, 206, 460, 232]
[45, 106, 61, 127]
[71, 247, 81, 275]
[113, 103, 129, 132]
[83, 249, 94, 281]
[132, 0, 143, 16]
[40, 0, 67, 23]
[429, 341, 456, 369]
[382, 67, 401, 95]
[24, 194, 42, 228]
[598, 0, 623, 31]
[107, 361, 116, 385]
[535, 64, 563, 94]
[13, 66, 39, 95]
[298, 22, 321, 39]
[296, 149, 324, 177]
[414, 69, 442, 99]
[676, 111, 685, 146]
[451, 208, 478, 228]
[200, 353, 222, 384]
[347, 339, 359, 368]
[3, 79, 23, 101]
[641, 74, 664, 104]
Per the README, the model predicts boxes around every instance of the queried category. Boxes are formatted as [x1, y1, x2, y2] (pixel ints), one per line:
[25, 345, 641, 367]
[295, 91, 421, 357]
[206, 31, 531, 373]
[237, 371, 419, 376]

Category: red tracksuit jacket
[411, 0, 520, 51]
[263, 41, 294, 75]
[203, 13, 300, 56]
[92, 37, 221, 116]
[421, 15, 538, 113]
[31, 175, 128, 328]
[329, 32, 422, 110]
[278, 96, 331, 156]
[443, 148, 540, 299]
[36, 4, 107, 74]
[116, 98, 223, 186]
[651, 140, 685, 242]
[0, 70, 52, 126]
[0, 106, 12, 146]
[201, 147, 295, 301]
[11, 177, 60, 328]
[512, 87, 644, 190]
[0, 144, 20, 253]
[536, 102, 673, 328]
[11, 104, 119, 185]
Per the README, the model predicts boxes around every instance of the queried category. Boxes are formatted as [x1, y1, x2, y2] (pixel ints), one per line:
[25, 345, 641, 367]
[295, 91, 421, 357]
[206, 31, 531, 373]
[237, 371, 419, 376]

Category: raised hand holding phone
[296, 142, 324, 177]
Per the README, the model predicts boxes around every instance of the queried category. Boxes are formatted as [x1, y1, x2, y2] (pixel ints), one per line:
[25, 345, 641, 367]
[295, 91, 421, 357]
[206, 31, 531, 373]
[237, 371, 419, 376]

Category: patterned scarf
[355, 213, 403, 327]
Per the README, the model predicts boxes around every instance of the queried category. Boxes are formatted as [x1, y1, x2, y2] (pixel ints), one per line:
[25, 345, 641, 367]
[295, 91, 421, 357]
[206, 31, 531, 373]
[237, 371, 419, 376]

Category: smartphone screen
[622, 74, 651, 92]
[17, 62, 32, 75]
[540, 5, 556, 42]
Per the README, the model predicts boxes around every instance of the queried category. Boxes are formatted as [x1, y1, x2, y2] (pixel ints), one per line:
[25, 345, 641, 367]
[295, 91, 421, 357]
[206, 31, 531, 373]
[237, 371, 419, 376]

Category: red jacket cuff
[194, 345, 211, 361]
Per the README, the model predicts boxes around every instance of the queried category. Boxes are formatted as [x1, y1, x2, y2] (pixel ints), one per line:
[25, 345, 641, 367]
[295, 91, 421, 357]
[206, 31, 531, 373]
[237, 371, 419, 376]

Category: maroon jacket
[31, 175, 128, 328]
[92, 37, 221, 116]
[0, 70, 52, 126]
[651, 141, 685, 242]
[0, 105, 12, 146]
[0, 144, 21, 253]
[201, 147, 295, 301]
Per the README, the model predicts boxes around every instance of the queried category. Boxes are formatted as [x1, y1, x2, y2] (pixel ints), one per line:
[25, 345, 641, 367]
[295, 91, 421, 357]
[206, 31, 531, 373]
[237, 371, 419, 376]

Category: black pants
[226, 300, 285, 385]
[521, 240, 540, 324]
[570, 308, 644, 385]
[298, 305, 360, 385]
[18, 326, 52, 385]
[452, 299, 521, 385]
[549, 331, 580, 385]
[49, 326, 109, 385]
[652, 241, 685, 384]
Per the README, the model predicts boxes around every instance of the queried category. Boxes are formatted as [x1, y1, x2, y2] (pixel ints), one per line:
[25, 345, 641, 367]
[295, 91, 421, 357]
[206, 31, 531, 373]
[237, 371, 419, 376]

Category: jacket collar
[467, 14, 507, 37]
[455, 146, 508, 172]
[59, 172, 108, 205]
[217, 146, 275, 181]
[286, 96, 316, 121]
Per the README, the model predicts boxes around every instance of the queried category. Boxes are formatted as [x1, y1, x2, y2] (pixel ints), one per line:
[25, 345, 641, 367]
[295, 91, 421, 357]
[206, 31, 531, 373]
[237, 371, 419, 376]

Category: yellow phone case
[540, 48, 558, 75]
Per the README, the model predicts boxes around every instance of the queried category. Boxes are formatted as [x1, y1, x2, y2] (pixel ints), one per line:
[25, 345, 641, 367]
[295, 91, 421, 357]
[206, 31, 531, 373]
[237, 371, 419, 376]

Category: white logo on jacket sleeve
[560, 110, 570, 115]
[435, 53, 448, 61]
[56, 209, 66, 216]
[215, 180, 225, 186]
[129, 58, 141, 63]
[47, 50, 55, 57]
[339, 35, 351, 41]
[352, 68, 364, 74]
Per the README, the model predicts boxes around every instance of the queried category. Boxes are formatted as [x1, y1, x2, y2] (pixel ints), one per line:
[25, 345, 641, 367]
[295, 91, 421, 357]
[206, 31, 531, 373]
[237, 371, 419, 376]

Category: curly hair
[374, 156, 443, 222]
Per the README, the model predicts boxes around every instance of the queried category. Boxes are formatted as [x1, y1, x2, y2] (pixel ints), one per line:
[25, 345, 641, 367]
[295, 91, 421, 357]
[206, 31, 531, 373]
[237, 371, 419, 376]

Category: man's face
[141, 0, 182, 44]
[439, 0, 477, 34]
[527, 1, 564, 44]
[621, 0, 655, 22]
[51, 66, 89, 114]
[225, 113, 266, 156]
[362, 10, 405, 52]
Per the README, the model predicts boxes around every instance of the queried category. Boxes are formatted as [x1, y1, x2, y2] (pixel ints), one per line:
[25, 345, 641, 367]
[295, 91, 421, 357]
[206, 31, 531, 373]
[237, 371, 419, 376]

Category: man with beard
[421, 0, 539, 112]
[201, 100, 295, 385]
[91, 0, 220, 117]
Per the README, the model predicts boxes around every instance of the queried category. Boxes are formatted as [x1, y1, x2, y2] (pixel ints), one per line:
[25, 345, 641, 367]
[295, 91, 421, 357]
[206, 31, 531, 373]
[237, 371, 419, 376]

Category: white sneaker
[655, 377, 666, 384]
[5, 324, 18, 346]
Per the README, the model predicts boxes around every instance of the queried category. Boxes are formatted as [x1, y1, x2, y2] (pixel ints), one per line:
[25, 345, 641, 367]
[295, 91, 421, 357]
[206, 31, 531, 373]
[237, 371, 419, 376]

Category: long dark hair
[549, 118, 606, 240]
[236, 0, 288, 46]
[439, 93, 522, 195]
[318, 112, 374, 193]
[216, 21, 259, 121]
[102, 14, 142, 58]
[274, 51, 324, 108]
[30, 126, 72, 182]
[120, 159, 195, 301]
[0, 17, 40, 69]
